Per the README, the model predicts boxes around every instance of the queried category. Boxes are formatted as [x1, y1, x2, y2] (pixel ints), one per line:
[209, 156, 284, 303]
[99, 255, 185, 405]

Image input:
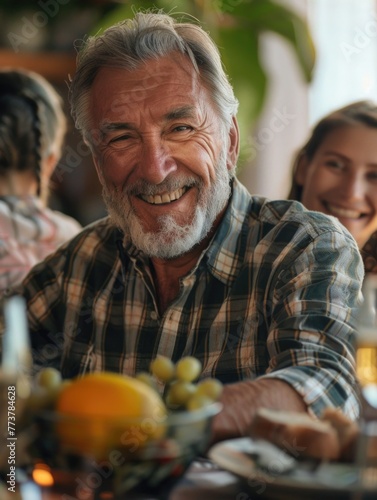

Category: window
[308, 0, 377, 124]
[240, 0, 377, 200]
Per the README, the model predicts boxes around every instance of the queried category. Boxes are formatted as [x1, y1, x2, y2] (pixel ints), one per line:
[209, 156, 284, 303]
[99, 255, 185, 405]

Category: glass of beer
[356, 273, 377, 410]
[353, 275, 377, 491]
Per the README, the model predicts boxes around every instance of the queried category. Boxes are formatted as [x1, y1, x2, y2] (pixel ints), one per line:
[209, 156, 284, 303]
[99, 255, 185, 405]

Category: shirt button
[150, 311, 158, 320]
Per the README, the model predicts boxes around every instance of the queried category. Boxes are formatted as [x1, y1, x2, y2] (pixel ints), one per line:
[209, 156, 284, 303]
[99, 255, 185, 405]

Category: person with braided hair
[0, 68, 81, 292]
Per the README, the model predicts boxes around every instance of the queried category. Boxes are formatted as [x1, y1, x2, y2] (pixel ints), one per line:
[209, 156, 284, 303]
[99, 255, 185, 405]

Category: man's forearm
[211, 378, 308, 444]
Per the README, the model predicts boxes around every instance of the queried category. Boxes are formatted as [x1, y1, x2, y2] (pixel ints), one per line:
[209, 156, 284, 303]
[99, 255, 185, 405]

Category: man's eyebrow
[101, 122, 136, 132]
[164, 106, 196, 121]
[100, 106, 196, 133]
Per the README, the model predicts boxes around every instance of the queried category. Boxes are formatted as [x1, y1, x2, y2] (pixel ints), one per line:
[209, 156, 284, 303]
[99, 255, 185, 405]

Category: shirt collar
[205, 178, 251, 286]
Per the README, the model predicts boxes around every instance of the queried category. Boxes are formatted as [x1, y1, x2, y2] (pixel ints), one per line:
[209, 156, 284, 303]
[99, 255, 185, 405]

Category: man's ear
[227, 116, 240, 171]
[294, 153, 310, 185]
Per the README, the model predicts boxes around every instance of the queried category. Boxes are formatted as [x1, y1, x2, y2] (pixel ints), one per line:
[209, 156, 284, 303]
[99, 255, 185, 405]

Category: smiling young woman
[288, 101, 377, 272]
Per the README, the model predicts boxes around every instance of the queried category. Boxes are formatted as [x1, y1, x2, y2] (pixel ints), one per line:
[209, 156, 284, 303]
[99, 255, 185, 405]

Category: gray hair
[69, 11, 239, 142]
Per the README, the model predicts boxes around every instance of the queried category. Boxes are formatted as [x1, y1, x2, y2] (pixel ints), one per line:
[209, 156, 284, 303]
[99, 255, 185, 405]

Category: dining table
[7, 459, 252, 500]
[6, 454, 377, 500]
[3, 434, 377, 500]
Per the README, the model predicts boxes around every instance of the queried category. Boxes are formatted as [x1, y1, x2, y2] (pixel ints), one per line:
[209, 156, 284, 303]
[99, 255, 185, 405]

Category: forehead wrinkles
[100, 87, 203, 132]
[93, 56, 201, 110]
[101, 104, 198, 130]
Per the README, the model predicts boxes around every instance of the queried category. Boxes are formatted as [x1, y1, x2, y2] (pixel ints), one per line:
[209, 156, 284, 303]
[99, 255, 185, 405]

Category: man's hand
[209, 378, 308, 446]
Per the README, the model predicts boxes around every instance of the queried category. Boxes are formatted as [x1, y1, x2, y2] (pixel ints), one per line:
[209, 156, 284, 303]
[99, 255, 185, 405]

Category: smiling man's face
[87, 54, 238, 259]
[296, 124, 377, 248]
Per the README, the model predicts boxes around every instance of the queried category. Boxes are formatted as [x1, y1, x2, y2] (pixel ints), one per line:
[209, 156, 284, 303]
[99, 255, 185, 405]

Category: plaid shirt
[19, 180, 364, 419]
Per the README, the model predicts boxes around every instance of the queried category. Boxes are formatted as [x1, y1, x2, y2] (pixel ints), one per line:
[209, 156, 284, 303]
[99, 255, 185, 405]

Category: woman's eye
[325, 159, 344, 170]
[367, 171, 377, 181]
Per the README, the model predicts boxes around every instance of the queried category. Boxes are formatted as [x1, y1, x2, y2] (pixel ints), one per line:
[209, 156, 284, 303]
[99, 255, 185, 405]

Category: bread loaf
[249, 408, 346, 461]
[321, 408, 359, 461]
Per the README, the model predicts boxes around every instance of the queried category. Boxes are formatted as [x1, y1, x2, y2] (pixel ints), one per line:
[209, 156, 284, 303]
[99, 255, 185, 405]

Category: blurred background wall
[242, 0, 377, 199]
[1, 0, 377, 226]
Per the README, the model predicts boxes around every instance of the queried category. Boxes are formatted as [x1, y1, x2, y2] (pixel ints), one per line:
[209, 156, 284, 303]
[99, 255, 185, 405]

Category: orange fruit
[55, 372, 167, 459]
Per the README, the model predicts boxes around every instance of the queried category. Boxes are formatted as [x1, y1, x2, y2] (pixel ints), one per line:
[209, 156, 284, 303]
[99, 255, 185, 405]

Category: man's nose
[139, 137, 177, 184]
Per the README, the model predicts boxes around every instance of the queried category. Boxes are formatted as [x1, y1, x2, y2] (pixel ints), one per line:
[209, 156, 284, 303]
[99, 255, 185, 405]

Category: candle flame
[32, 463, 54, 487]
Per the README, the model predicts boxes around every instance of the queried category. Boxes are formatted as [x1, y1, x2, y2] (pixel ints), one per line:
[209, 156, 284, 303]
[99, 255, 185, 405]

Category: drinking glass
[353, 274, 377, 495]
[356, 273, 377, 410]
[0, 296, 32, 476]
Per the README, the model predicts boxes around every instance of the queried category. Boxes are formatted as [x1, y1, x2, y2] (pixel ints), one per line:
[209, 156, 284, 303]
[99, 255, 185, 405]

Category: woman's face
[296, 124, 377, 248]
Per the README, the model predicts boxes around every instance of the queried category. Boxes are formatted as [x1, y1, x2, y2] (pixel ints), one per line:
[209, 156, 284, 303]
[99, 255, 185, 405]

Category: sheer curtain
[239, 0, 377, 200]
[309, 0, 377, 124]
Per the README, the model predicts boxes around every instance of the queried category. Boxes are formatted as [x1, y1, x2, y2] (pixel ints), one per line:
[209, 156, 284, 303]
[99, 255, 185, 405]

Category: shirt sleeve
[259, 223, 364, 420]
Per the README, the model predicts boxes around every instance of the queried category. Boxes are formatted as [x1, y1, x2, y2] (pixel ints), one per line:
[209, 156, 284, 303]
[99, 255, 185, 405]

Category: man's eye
[109, 134, 131, 143]
[173, 125, 192, 132]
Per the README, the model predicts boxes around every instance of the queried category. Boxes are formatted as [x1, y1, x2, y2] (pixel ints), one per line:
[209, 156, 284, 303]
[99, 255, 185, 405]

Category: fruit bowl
[25, 403, 221, 498]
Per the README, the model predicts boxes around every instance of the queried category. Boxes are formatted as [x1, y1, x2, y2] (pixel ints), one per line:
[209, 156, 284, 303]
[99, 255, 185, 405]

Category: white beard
[102, 150, 231, 259]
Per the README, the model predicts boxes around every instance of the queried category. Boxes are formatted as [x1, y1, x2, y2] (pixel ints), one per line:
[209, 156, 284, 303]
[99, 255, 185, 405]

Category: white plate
[208, 437, 377, 499]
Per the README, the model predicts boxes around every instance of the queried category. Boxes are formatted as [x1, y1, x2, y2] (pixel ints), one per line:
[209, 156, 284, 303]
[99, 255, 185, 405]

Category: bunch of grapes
[137, 355, 223, 411]
[25, 355, 223, 415]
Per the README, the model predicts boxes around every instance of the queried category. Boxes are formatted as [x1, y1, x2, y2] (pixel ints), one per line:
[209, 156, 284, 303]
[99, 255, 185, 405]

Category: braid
[0, 68, 67, 201]
[22, 91, 44, 197]
[0, 95, 38, 175]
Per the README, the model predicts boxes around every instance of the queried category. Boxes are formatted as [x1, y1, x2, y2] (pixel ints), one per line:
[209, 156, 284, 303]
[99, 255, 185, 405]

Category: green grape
[135, 371, 158, 390]
[150, 356, 175, 382]
[166, 380, 197, 406]
[175, 356, 202, 382]
[186, 394, 213, 411]
[165, 390, 178, 410]
[36, 367, 62, 390]
[196, 378, 223, 401]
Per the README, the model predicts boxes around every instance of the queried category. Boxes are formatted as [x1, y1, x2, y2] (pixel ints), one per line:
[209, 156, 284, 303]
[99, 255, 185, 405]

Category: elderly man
[17, 11, 363, 442]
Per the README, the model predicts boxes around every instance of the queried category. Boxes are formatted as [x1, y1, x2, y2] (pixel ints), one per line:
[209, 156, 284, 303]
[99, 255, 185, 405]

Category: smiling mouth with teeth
[139, 187, 188, 205]
[324, 202, 367, 220]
